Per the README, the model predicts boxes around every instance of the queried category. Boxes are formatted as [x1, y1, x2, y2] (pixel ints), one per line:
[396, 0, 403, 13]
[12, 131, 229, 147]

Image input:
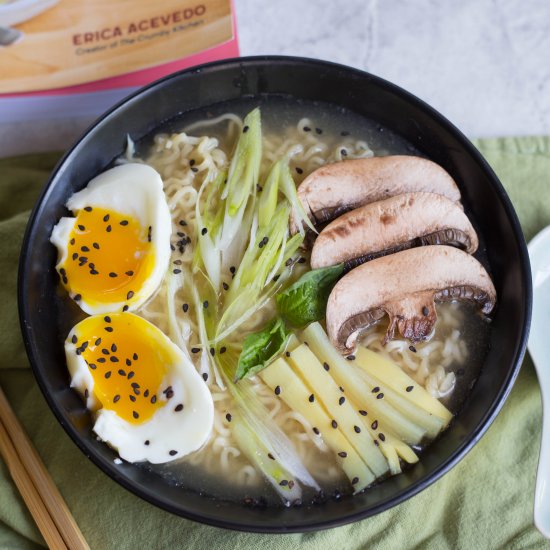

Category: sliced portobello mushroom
[311, 192, 478, 270]
[326, 246, 496, 355]
[290, 156, 461, 234]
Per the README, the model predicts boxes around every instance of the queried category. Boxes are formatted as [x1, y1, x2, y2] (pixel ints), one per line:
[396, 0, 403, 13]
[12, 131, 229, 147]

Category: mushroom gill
[326, 246, 496, 355]
[290, 156, 462, 234]
[311, 192, 479, 270]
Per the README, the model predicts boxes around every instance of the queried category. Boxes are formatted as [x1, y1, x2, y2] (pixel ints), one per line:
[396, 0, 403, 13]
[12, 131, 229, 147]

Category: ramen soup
[51, 98, 495, 507]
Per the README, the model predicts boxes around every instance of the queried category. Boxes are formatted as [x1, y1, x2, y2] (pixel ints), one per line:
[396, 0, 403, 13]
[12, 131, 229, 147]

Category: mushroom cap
[290, 155, 462, 234]
[326, 246, 496, 354]
[311, 192, 479, 270]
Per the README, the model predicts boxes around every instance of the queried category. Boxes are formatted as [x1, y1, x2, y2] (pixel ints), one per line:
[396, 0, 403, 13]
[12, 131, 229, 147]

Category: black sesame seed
[359, 410, 367, 416]
[109, 272, 117, 278]
[110, 356, 119, 363]
[151, 395, 157, 404]
[105, 327, 113, 332]
[229, 266, 236, 274]
[323, 362, 330, 371]
[71, 334, 77, 344]
[341, 148, 348, 156]
[125, 358, 131, 366]
[165, 390, 174, 399]
[203, 300, 209, 309]
[220, 346, 227, 354]
[331, 420, 338, 429]
[201, 227, 208, 236]
[243, 125, 249, 133]
[285, 351, 291, 358]
[339, 396, 345, 405]
[118, 369, 126, 376]
[97, 358, 106, 364]
[173, 269, 181, 275]
[72, 253, 78, 260]
[268, 453, 275, 460]
[169, 450, 177, 456]
[372, 386, 380, 393]
[189, 159, 195, 167]
[303, 126, 311, 132]
[60, 268, 66, 276]
[354, 425, 361, 433]
[105, 371, 111, 379]
[144, 440, 150, 446]
[339, 386, 345, 393]
[338, 452, 347, 458]
[162, 386, 171, 394]
[313, 427, 320, 435]
[346, 355, 356, 361]
[120, 220, 129, 226]
[409, 345, 417, 352]
[225, 413, 232, 422]
[101, 348, 110, 355]
[406, 386, 414, 393]
[210, 347, 215, 357]
[103, 214, 110, 222]
[73, 294, 81, 301]
[422, 306, 429, 316]
[274, 386, 281, 396]
[81, 245, 90, 252]
[279, 480, 288, 486]
[77, 224, 85, 231]
[309, 394, 315, 403]
[296, 167, 303, 175]
[191, 347, 200, 354]
[106, 225, 112, 233]
[122, 305, 129, 312]
[88, 363, 96, 370]
[144, 390, 149, 398]
[111, 343, 117, 352]
[133, 411, 139, 419]
[371, 420, 378, 430]
[93, 242, 100, 249]
[125, 271, 134, 276]
[315, 127, 323, 134]
[70, 238, 76, 245]
[133, 353, 138, 360]
[182, 303, 189, 312]
[127, 371, 135, 380]
[377, 393, 384, 400]
[379, 433, 386, 442]
[129, 395, 136, 402]
[222, 282, 229, 291]
[374, 440, 380, 446]
[352, 476, 359, 485]
[175, 404, 184, 412]
[202, 373, 208, 381]
[113, 395, 120, 403]
[125, 290, 134, 300]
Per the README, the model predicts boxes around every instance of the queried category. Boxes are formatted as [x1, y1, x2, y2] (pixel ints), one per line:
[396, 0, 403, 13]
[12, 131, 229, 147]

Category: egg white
[50, 163, 172, 314]
[65, 316, 214, 464]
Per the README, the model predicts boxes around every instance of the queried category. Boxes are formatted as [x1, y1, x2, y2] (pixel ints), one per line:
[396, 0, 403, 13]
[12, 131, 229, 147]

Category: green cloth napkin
[1, 139, 549, 549]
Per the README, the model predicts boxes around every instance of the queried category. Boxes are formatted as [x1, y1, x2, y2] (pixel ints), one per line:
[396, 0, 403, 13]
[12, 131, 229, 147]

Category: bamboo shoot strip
[287, 344, 389, 478]
[261, 358, 375, 492]
[301, 323, 427, 444]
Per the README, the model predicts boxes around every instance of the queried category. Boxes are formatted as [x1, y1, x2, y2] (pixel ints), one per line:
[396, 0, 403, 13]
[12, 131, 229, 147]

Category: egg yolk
[74, 313, 174, 424]
[59, 206, 155, 307]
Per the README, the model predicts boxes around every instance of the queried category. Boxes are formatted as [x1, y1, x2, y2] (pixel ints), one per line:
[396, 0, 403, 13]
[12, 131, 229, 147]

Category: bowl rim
[17, 54, 532, 533]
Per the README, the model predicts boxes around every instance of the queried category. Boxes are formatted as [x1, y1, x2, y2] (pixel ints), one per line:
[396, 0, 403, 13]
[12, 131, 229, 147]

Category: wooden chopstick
[0, 386, 89, 550]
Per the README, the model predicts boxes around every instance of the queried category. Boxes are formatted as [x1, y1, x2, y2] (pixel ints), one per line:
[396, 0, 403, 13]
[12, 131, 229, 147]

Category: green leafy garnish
[276, 263, 345, 328]
[235, 318, 291, 381]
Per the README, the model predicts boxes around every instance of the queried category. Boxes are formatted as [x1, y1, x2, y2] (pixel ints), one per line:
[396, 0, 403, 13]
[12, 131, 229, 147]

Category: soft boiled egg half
[50, 163, 171, 314]
[65, 312, 214, 463]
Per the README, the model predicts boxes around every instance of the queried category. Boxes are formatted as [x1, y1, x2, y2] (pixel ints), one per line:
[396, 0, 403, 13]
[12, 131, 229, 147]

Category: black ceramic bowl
[18, 56, 531, 532]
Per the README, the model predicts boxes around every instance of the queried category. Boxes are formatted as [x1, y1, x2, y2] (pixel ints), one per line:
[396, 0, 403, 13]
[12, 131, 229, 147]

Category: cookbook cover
[0, 0, 238, 129]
